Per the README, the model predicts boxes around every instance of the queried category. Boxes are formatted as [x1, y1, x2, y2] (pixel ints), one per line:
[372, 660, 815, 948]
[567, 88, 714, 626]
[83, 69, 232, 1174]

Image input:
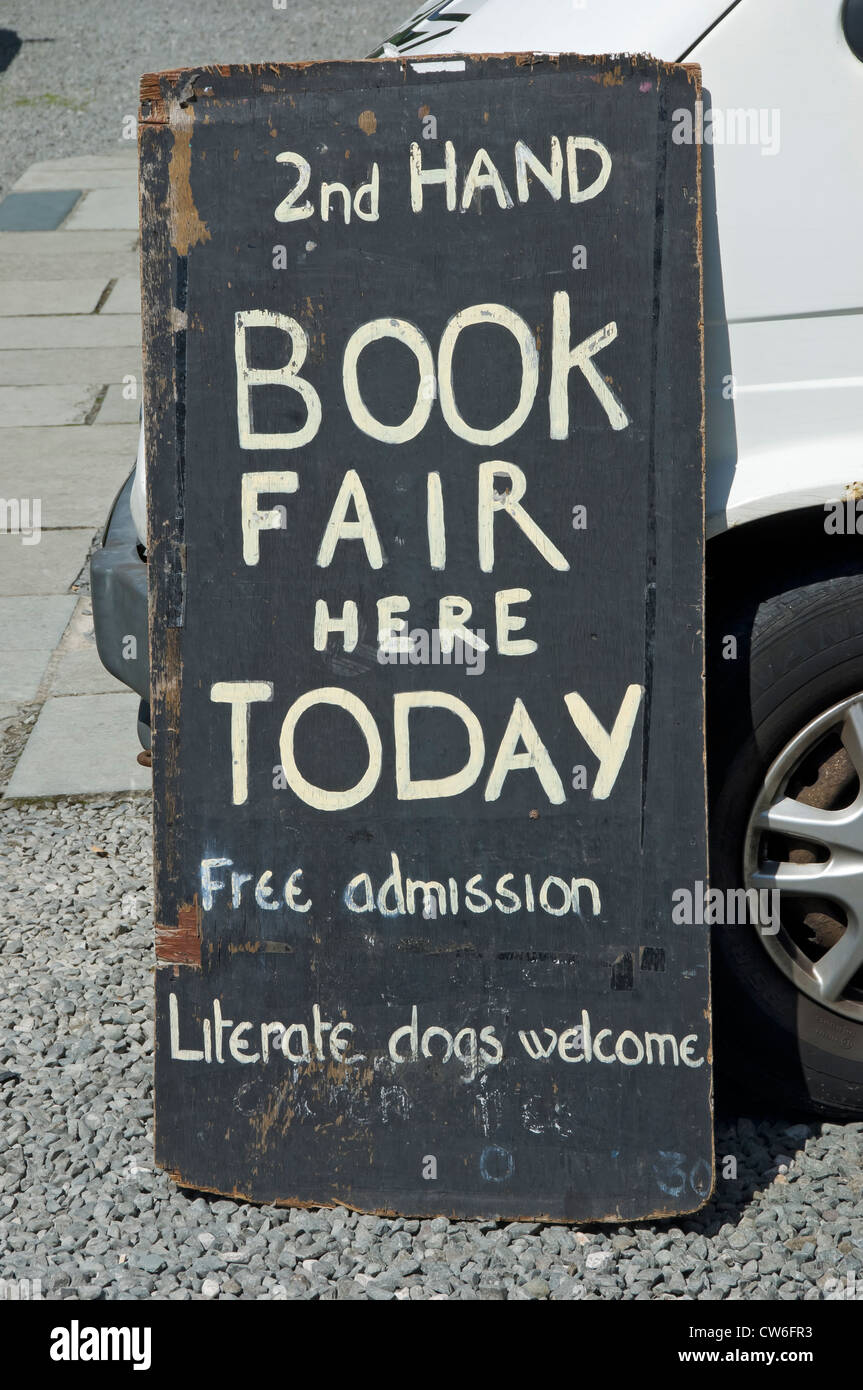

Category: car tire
[709, 568, 863, 1117]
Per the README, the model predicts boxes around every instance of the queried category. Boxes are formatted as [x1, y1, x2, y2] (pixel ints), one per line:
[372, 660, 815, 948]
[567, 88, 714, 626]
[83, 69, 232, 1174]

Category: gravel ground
[0, 0, 410, 196]
[1, 792, 862, 1301]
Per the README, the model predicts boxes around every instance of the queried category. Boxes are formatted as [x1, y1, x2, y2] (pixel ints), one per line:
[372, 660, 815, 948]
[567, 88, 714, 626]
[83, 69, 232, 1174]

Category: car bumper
[90, 470, 150, 745]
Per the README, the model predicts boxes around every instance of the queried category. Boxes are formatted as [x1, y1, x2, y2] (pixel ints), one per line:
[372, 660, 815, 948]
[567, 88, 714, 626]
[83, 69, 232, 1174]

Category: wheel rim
[744, 691, 863, 1022]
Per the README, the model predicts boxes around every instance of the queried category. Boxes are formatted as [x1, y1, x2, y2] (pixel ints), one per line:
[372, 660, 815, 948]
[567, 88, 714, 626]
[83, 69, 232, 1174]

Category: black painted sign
[141, 54, 709, 1221]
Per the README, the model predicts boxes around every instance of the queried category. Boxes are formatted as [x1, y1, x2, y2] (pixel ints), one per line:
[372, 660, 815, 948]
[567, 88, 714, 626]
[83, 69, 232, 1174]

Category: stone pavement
[0, 152, 151, 797]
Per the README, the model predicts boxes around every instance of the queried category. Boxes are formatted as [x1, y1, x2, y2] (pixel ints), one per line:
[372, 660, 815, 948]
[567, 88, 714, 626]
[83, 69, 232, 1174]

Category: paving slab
[0, 594, 77, 649]
[4, 693, 150, 797]
[101, 277, 141, 315]
[64, 188, 139, 232]
[18, 154, 138, 171]
[0, 250, 140, 283]
[0, 231, 139, 282]
[0, 529, 92, 596]
[0, 346, 141, 387]
[0, 384, 102, 427]
[13, 154, 138, 193]
[0, 229, 138, 259]
[48, 594, 132, 698]
[0, 648, 54, 703]
[0, 423, 139, 472]
[0, 279, 110, 316]
[0, 314, 141, 350]
[13, 168, 137, 192]
[93, 383, 142, 426]
[0, 453, 132, 529]
[0, 190, 83, 231]
[51, 644, 129, 697]
[0, 153, 145, 796]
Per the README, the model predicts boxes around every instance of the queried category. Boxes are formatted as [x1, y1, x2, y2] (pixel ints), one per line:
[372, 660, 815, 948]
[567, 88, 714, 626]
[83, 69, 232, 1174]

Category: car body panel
[374, 0, 737, 60]
[690, 0, 863, 533]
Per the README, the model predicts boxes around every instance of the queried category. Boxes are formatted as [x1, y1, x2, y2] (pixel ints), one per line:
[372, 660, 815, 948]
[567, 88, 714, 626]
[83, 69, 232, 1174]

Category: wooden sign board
[141, 53, 710, 1221]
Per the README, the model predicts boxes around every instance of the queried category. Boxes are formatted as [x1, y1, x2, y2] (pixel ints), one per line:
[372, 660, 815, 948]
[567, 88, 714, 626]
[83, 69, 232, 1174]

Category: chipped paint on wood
[156, 899, 202, 968]
[167, 103, 211, 257]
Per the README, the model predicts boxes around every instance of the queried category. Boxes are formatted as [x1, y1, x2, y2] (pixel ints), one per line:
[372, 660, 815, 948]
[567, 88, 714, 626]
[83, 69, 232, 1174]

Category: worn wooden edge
[139, 104, 193, 964]
[153, 1163, 713, 1225]
[692, 63, 715, 1212]
[690, 63, 715, 1212]
[653, 60, 715, 1213]
[139, 51, 703, 121]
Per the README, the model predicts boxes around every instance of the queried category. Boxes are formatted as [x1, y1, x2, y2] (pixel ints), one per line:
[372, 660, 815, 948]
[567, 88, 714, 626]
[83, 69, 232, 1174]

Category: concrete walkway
[0, 152, 151, 797]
